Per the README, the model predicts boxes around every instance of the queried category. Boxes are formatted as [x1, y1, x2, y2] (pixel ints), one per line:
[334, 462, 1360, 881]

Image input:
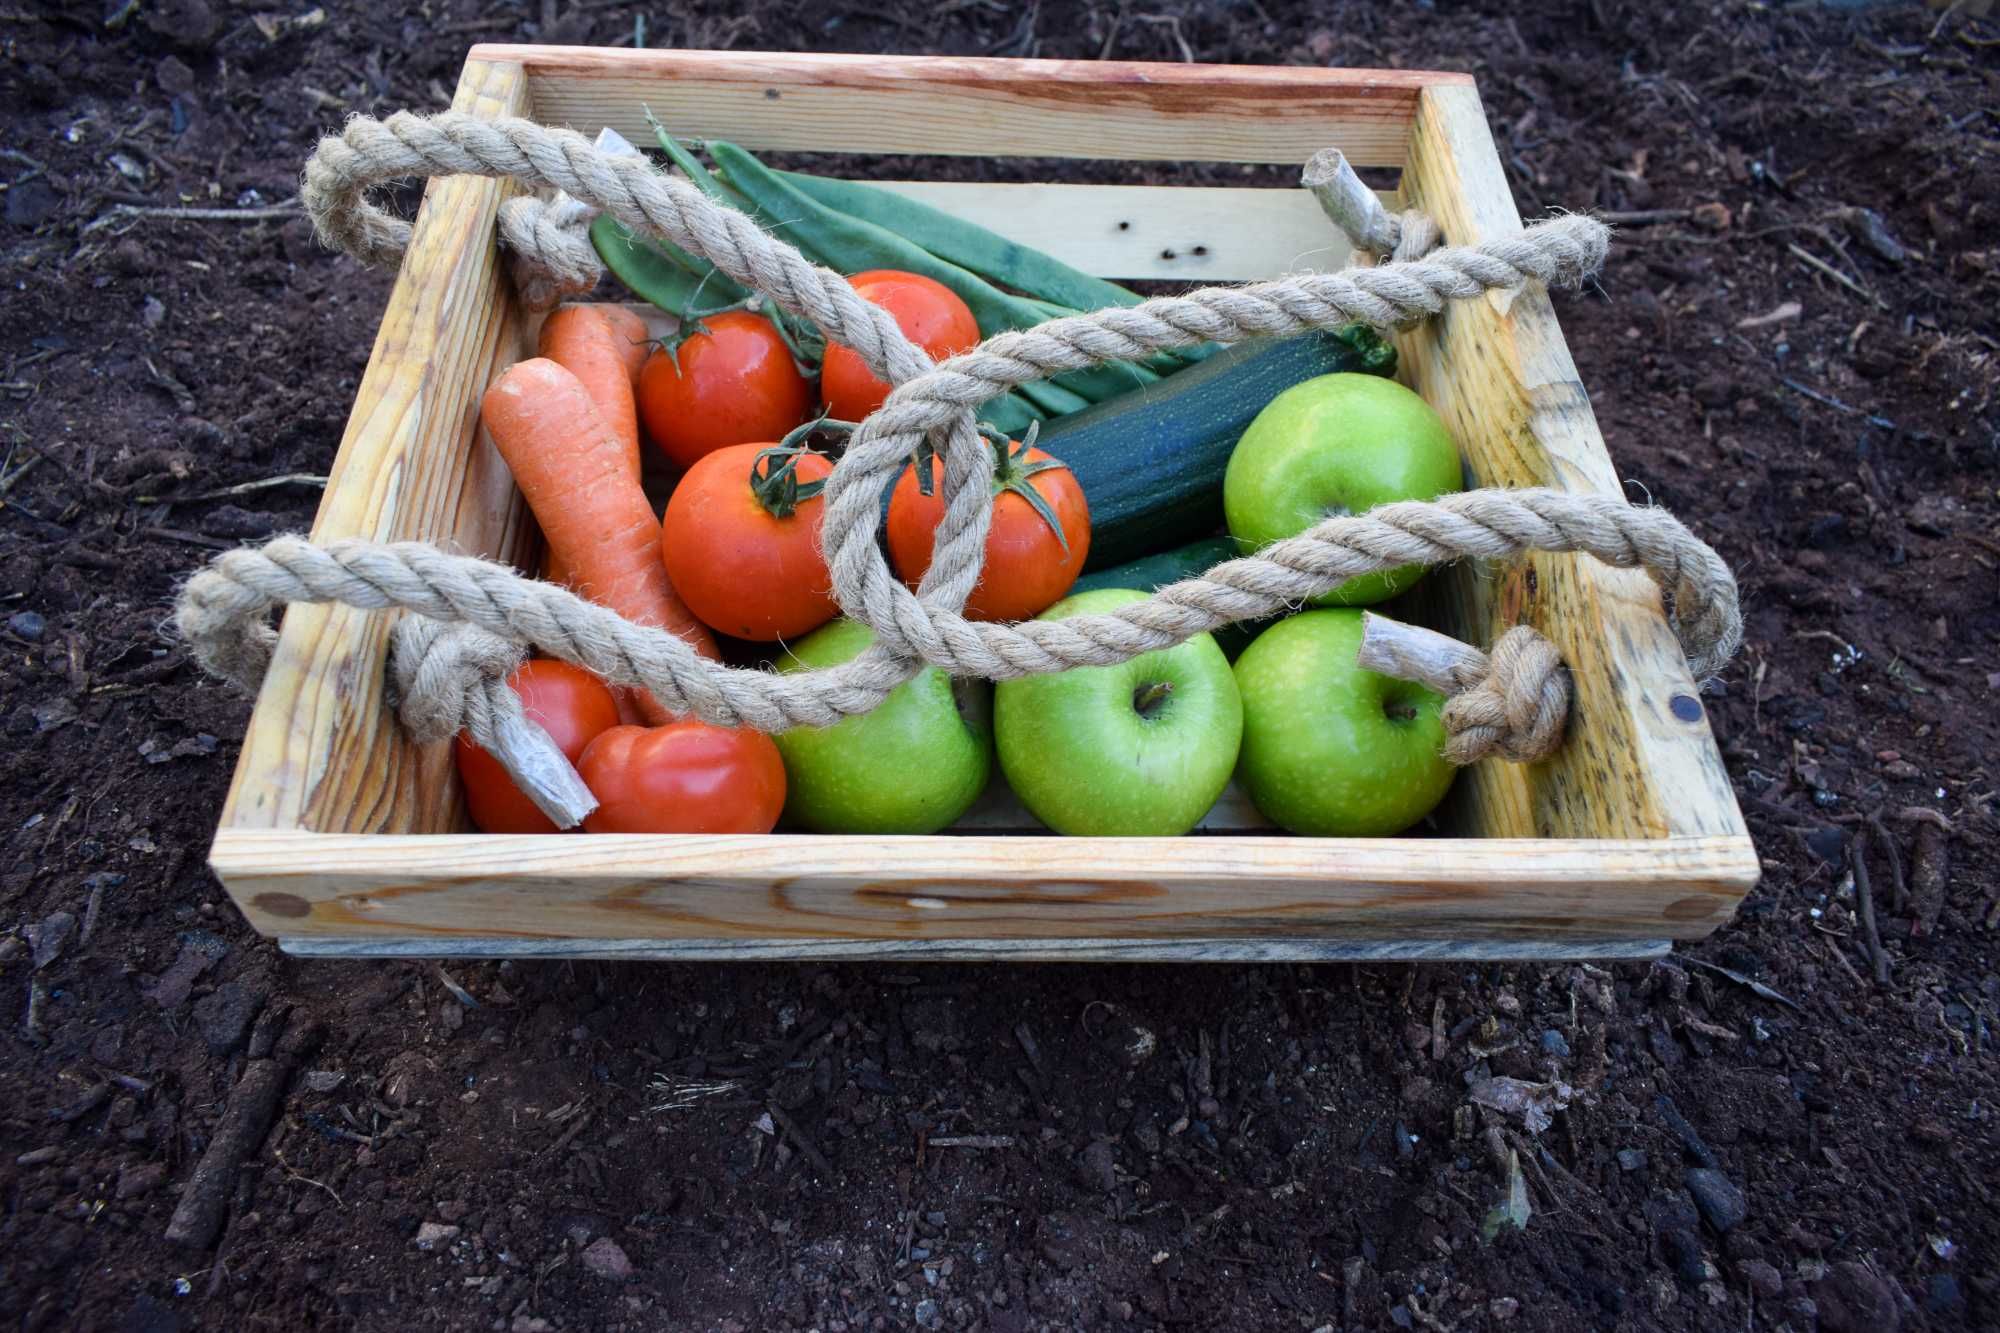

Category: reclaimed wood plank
[486, 45, 1461, 166]
[817, 182, 1374, 281]
[1391, 82, 1753, 861]
[220, 58, 536, 837]
[212, 829, 1756, 942]
[280, 936, 1673, 963]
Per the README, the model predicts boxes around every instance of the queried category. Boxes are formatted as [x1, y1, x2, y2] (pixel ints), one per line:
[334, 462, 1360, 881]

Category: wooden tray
[209, 48, 1758, 963]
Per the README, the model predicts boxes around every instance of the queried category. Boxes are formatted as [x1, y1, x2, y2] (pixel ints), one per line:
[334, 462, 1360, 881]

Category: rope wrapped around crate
[173, 111, 1743, 826]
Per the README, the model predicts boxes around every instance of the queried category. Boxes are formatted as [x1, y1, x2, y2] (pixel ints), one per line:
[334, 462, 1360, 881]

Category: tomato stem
[747, 417, 859, 519]
[909, 419, 1071, 553]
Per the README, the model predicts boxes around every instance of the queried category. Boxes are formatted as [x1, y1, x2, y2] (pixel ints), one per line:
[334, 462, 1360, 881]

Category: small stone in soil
[26, 912, 75, 970]
[1073, 1139, 1116, 1194]
[193, 981, 265, 1054]
[580, 1236, 633, 1280]
[1685, 1167, 1748, 1233]
[1736, 1258, 1782, 1299]
[413, 1222, 460, 1251]
[1925, 1273, 1962, 1314]
[1618, 1148, 1649, 1172]
[1541, 1029, 1571, 1058]
[303, 1070, 345, 1093]
[116, 1162, 168, 1198]
[1489, 1297, 1520, 1320]
[7, 610, 45, 642]
[1813, 1260, 1902, 1333]
[913, 1299, 942, 1330]
[1805, 825, 1846, 867]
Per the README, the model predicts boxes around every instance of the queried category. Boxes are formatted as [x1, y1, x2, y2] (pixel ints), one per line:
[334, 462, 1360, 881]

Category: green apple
[994, 588, 1242, 836]
[774, 619, 992, 833]
[1224, 372, 1462, 606]
[1234, 609, 1455, 836]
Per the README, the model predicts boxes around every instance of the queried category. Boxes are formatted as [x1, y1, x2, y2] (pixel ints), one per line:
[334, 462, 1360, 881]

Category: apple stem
[1131, 679, 1174, 718]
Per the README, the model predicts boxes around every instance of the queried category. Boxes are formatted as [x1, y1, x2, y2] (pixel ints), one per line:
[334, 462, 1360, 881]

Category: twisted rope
[201, 109, 1745, 764]
[1356, 615, 1571, 764]
[177, 486, 1737, 736]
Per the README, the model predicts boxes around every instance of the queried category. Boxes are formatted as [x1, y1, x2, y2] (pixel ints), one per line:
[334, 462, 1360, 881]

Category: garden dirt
[1, 2, 1997, 1330]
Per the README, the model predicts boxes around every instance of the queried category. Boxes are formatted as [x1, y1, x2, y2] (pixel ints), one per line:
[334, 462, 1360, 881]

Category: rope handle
[173, 110, 1741, 807]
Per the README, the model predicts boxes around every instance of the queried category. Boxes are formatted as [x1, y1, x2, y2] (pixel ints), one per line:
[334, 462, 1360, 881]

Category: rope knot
[1439, 626, 1571, 765]
[496, 194, 602, 312]
[388, 618, 525, 745]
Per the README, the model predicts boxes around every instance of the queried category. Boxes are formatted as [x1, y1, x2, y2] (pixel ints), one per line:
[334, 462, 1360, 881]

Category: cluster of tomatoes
[456, 269, 1092, 836]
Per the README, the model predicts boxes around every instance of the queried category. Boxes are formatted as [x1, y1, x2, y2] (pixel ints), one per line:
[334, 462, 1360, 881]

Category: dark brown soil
[3, 2, 1998, 1330]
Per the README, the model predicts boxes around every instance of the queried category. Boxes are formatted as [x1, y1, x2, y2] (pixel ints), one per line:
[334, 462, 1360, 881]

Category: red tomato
[886, 436, 1091, 623]
[637, 311, 814, 470]
[453, 660, 621, 834]
[661, 440, 838, 641]
[577, 722, 787, 834]
[820, 270, 979, 424]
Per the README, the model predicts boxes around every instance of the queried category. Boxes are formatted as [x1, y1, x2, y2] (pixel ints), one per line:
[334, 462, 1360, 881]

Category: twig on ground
[82, 198, 302, 236]
[137, 472, 327, 504]
[1787, 241, 1886, 308]
[1681, 957, 1804, 1012]
[1851, 833, 1892, 987]
[1865, 811, 1909, 912]
[765, 1102, 834, 1178]
[928, 1135, 1016, 1149]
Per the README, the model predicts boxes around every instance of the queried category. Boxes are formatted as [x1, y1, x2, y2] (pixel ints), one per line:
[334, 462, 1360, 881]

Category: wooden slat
[858, 181, 1370, 281]
[219, 59, 536, 836]
[280, 936, 1672, 964]
[1392, 83, 1753, 856]
[211, 829, 1756, 943]
[487, 45, 1459, 166]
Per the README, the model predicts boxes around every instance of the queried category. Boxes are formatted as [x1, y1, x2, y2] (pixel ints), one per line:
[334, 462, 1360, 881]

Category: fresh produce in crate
[659, 427, 840, 642]
[820, 270, 980, 424]
[453, 660, 621, 834]
[1234, 610, 1456, 836]
[479, 359, 717, 725]
[1226, 373, 1463, 605]
[994, 588, 1242, 837]
[772, 620, 993, 835]
[636, 310, 815, 470]
[1039, 326, 1397, 571]
[886, 424, 1091, 624]
[537, 305, 643, 481]
[577, 722, 787, 835]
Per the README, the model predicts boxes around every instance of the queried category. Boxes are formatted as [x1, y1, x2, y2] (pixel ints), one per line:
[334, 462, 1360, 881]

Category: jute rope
[174, 111, 1741, 768]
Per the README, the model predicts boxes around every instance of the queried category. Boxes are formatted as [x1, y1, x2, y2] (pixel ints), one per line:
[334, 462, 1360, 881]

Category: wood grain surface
[213, 829, 1755, 942]
[1392, 83, 1752, 852]
[220, 58, 537, 836]
[480, 45, 1463, 166]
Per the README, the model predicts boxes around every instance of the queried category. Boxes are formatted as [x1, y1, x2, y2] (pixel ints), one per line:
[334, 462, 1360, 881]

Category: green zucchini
[1041, 324, 1397, 571]
[1070, 537, 1265, 659]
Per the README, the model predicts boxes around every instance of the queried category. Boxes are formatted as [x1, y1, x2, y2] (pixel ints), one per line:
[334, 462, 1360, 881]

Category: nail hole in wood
[1161, 248, 1176, 259]
[1669, 694, 1704, 723]
[1192, 245, 1208, 256]
[1117, 220, 1131, 231]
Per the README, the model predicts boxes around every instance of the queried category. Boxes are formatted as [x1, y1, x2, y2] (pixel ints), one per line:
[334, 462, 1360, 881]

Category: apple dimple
[1131, 679, 1175, 719]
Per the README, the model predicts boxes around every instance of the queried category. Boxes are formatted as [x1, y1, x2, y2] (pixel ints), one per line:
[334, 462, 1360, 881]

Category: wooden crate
[210, 48, 1757, 963]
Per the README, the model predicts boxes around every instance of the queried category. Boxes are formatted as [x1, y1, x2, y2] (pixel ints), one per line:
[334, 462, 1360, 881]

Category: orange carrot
[594, 304, 652, 384]
[539, 306, 641, 481]
[483, 358, 717, 725]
